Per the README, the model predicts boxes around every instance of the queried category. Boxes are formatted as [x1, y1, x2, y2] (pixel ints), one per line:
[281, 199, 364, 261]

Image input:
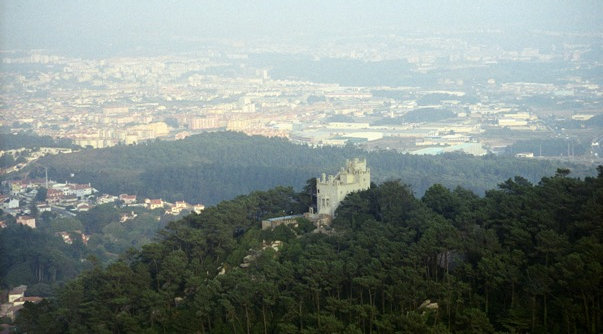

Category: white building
[316, 158, 370, 217]
[7, 198, 19, 209]
[67, 183, 93, 198]
[8, 285, 27, 303]
[16, 216, 36, 229]
[193, 204, 205, 214]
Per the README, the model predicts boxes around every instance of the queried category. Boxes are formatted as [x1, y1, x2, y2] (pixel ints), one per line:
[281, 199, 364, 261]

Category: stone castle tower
[316, 158, 370, 217]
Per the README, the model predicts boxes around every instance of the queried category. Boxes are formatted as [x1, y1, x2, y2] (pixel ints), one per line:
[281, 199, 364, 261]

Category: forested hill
[17, 168, 602, 333]
[0, 132, 76, 150]
[28, 132, 584, 205]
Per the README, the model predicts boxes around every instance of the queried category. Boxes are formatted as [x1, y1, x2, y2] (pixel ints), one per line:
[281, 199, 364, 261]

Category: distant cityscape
[1, 32, 601, 161]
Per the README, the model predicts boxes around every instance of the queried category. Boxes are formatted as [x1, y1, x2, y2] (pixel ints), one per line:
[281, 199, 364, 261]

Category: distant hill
[0, 133, 77, 150]
[25, 131, 587, 205]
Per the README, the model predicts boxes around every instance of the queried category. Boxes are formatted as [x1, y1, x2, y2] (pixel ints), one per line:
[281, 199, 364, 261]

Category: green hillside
[17, 168, 603, 333]
[26, 132, 584, 205]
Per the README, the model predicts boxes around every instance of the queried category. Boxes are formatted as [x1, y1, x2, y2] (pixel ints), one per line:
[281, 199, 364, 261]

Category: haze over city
[2, 1, 602, 55]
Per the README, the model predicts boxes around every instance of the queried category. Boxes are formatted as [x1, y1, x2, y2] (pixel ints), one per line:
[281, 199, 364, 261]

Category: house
[56, 231, 90, 245]
[7, 198, 19, 209]
[8, 286, 27, 303]
[119, 194, 137, 204]
[16, 216, 36, 229]
[515, 152, 534, 158]
[68, 183, 93, 198]
[76, 202, 91, 212]
[61, 195, 78, 206]
[1, 285, 42, 321]
[175, 201, 188, 209]
[9, 181, 27, 195]
[168, 206, 183, 215]
[96, 194, 118, 205]
[56, 231, 73, 244]
[167, 201, 190, 215]
[46, 188, 64, 203]
[51, 183, 71, 196]
[193, 204, 205, 214]
[147, 199, 164, 210]
[120, 211, 138, 223]
[28, 178, 47, 188]
[36, 203, 51, 212]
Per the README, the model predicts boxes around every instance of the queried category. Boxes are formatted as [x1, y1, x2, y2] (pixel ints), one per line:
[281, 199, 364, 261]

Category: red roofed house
[95, 194, 117, 205]
[147, 199, 164, 210]
[119, 194, 137, 204]
[68, 183, 93, 198]
[46, 188, 64, 203]
[76, 202, 91, 212]
[2, 285, 43, 321]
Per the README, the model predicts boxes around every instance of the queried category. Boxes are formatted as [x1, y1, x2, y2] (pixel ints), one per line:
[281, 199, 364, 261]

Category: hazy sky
[1, 1, 602, 55]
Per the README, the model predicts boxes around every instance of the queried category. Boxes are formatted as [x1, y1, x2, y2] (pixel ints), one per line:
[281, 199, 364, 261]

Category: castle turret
[316, 158, 370, 217]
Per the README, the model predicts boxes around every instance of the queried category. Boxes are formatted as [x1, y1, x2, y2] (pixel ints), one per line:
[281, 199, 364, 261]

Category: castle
[261, 158, 370, 231]
[316, 158, 371, 217]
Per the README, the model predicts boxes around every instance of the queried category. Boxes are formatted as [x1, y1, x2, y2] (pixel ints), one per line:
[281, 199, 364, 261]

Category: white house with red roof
[119, 194, 137, 204]
[146, 199, 164, 210]
[46, 188, 65, 203]
[67, 183, 93, 198]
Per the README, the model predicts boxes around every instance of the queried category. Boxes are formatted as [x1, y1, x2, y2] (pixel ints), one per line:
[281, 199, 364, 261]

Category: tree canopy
[17, 167, 603, 333]
[23, 132, 587, 206]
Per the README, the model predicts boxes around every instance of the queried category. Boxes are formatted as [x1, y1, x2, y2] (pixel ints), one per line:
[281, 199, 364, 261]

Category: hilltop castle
[317, 158, 371, 217]
[261, 158, 370, 231]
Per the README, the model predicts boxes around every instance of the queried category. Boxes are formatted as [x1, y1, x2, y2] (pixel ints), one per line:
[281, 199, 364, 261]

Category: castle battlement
[316, 158, 370, 217]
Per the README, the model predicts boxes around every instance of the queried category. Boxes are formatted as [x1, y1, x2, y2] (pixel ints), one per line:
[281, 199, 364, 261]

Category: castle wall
[261, 215, 303, 230]
[316, 158, 370, 217]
